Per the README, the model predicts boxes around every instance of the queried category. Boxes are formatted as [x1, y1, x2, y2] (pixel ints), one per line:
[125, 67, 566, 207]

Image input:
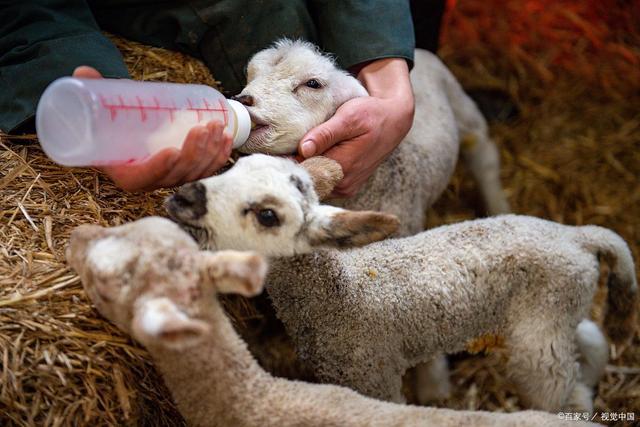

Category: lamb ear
[132, 297, 210, 349]
[66, 224, 108, 272]
[300, 157, 344, 200]
[308, 206, 400, 248]
[201, 251, 268, 297]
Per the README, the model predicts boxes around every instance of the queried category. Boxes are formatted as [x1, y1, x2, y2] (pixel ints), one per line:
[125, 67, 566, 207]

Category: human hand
[297, 58, 414, 198]
[72, 66, 232, 192]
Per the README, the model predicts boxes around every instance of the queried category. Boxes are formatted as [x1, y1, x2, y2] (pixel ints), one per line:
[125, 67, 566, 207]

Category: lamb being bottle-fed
[36, 77, 251, 166]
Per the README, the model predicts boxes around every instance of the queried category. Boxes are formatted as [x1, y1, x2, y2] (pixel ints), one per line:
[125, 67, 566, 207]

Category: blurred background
[425, 0, 640, 421]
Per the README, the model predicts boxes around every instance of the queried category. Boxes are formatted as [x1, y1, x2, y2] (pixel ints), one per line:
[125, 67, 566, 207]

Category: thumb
[298, 113, 355, 158]
[72, 66, 103, 79]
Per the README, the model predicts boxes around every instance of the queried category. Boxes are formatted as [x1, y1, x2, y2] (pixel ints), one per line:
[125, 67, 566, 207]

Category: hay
[1, 1, 639, 425]
[0, 36, 212, 427]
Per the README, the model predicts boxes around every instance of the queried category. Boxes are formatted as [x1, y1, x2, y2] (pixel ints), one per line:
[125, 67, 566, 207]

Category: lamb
[165, 154, 637, 413]
[232, 39, 511, 235]
[234, 39, 511, 399]
[65, 216, 587, 427]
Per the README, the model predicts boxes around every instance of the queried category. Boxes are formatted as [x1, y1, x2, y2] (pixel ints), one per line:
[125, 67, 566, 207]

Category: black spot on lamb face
[165, 182, 208, 223]
[289, 173, 314, 215]
[290, 174, 308, 195]
[270, 52, 285, 67]
[182, 223, 213, 248]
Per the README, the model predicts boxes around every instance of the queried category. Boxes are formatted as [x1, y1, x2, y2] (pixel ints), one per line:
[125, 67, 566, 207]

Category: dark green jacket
[0, 0, 414, 133]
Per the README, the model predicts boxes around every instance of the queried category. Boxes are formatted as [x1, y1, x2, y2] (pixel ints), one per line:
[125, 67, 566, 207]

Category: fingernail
[301, 140, 316, 157]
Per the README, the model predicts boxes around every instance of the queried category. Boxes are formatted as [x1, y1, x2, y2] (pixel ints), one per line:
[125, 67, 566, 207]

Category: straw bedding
[1, 1, 638, 425]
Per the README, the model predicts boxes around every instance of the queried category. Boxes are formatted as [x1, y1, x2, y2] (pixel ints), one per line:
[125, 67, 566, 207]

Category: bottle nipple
[227, 100, 251, 149]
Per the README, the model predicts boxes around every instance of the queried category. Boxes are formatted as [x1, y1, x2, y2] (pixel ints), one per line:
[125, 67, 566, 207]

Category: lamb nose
[231, 94, 254, 107]
[171, 182, 207, 219]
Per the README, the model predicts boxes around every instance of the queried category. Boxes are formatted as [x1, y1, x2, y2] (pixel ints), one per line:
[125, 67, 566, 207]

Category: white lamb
[66, 217, 587, 427]
[232, 39, 510, 234]
[233, 39, 511, 399]
[165, 154, 637, 413]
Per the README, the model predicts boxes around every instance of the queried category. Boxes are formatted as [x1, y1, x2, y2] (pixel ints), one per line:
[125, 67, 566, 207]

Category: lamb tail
[578, 226, 638, 344]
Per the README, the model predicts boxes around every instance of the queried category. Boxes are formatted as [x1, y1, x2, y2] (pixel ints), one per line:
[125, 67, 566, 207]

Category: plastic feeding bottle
[36, 77, 251, 166]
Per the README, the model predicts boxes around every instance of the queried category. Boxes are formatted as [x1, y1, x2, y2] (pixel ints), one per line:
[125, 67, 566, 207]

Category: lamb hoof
[417, 379, 452, 404]
[563, 382, 594, 413]
[487, 197, 511, 216]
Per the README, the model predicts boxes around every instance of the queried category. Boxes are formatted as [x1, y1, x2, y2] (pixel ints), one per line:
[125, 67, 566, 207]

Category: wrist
[356, 58, 412, 96]
[356, 58, 414, 124]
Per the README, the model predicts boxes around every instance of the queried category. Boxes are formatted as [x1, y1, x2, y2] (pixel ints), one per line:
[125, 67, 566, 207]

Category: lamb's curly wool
[67, 217, 587, 427]
[166, 154, 637, 413]
[235, 39, 510, 236]
[265, 216, 636, 410]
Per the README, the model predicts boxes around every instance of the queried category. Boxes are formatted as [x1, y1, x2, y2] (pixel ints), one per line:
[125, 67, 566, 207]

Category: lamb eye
[305, 79, 322, 89]
[256, 209, 280, 227]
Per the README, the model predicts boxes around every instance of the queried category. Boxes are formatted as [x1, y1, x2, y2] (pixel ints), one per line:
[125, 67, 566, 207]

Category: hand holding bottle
[101, 117, 233, 192]
[41, 66, 243, 191]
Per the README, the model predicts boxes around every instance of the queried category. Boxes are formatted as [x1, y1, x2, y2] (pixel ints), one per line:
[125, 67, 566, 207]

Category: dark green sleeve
[0, 1, 129, 133]
[308, 0, 415, 71]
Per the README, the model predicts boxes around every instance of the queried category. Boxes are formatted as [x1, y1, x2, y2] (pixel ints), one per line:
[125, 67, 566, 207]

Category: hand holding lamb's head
[165, 154, 399, 256]
[232, 39, 368, 155]
[67, 217, 267, 349]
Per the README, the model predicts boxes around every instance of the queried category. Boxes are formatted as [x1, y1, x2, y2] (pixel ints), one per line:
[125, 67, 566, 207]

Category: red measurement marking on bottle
[218, 99, 228, 126]
[136, 96, 147, 122]
[187, 98, 201, 121]
[100, 95, 117, 120]
[204, 98, 228, 125]
[152, 96, 170, 122]
[170, 100, 176, 123]
[99, 94, 227, 122]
